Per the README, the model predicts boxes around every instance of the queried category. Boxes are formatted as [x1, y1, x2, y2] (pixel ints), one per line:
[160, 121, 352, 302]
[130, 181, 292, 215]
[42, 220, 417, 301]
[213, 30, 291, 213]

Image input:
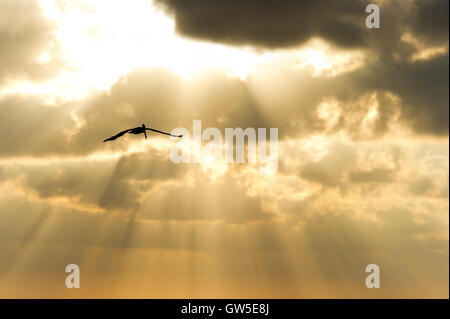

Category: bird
[103, 123, 182, 142]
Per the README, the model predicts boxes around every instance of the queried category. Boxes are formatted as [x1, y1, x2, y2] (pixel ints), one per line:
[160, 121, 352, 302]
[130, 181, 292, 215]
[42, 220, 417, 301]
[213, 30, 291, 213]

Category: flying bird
[103, 124, 182, 142]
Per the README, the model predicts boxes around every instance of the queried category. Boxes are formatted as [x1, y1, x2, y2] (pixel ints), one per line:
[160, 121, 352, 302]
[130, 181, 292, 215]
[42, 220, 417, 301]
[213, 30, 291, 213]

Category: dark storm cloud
[155, 0, 368, 48]
[154, 0, 448, 136]
[410, 0, 449, 45]
[340, 54, 449, 135]
[0, 0, 63, 84]
[155, 0, 448, 49]
[256, 52, 448, 137]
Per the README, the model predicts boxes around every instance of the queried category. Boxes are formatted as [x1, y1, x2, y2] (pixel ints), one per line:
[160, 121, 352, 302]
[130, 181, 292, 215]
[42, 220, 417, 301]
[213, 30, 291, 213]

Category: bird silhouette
[103, 124, 182, 142]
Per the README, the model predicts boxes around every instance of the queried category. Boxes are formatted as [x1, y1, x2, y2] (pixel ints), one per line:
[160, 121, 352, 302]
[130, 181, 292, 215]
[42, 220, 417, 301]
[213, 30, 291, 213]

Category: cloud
[296, 141, 399, 189]
[0, 1, 447, 160]
[155, 0, 368, 48]
[0, 148, 182, 213]
[0, 135, 447, 297]
[155, 0, 448, 51]
[0, 0, 448, 298]
[0, 0, 64, 84]
[348, 167, 395, 184]
[0, 180, 447, 297]
[139, 174, 274, 223]
[410, 0, 449, 45]
[154, 0, 449, 136]
[0, 94, 74, 156]
[299, 142, 356, 186]
[342, 54, 449, 135]
[0, 148, 272, 223]
[0, 55, 447, 162]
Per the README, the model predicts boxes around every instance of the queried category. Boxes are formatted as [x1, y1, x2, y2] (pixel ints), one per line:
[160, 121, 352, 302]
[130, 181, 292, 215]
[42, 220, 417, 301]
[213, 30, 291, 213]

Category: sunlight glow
[0, 0, 367, 102]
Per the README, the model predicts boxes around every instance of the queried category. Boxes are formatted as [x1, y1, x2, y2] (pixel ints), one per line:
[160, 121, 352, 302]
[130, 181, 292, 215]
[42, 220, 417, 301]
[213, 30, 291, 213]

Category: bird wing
[146, 127, 182, 138]
[103, 128, 132, 142]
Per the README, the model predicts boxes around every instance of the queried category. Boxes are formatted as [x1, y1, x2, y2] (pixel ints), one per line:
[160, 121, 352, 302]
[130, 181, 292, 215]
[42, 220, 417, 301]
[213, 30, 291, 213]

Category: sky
[0, 0, 448, 298]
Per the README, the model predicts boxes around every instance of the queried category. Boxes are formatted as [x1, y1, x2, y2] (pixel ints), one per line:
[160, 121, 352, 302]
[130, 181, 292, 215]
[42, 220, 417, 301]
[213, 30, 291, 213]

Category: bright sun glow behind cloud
[30, 0, 264, 99]
[0, 0, 367, 101]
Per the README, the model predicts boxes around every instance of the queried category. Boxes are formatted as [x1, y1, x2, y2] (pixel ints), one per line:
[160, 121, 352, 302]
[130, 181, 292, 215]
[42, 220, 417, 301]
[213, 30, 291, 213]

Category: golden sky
[0, 0, 448, 298]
